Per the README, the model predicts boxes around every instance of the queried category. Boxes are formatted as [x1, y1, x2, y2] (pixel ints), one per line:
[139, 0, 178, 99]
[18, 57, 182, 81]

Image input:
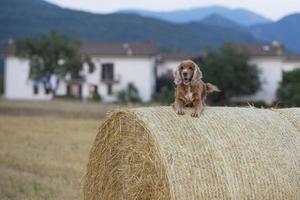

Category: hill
[250, 13, 300, 52]
[200, 14, 243, 29]
[0, 0, 258, 52]
[119, 6, 272, 26]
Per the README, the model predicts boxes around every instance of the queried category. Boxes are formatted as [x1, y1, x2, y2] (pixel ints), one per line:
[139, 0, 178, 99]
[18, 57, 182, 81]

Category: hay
[276, 108, 300, 133]
[84, 107, 300, 200]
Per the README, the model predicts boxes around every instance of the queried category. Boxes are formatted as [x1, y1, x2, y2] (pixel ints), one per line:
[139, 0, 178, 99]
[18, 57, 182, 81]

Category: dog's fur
[172, 60, 219, 117]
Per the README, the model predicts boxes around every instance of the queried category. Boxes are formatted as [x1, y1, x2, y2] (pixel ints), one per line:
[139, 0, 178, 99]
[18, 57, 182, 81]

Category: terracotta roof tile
[158, 52, 204, 62]
[4, 40, 157, 57]
[79, 42, 156, 56]
[232, 42, 286, 57]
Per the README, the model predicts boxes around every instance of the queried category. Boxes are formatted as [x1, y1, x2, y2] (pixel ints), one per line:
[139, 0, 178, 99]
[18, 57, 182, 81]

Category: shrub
[277, 68, 300, 107]
[91, 91, 102, 102]
[153, 76, 174, 105]
[117, 83, 141, 104]
[201, 44, 261, 105]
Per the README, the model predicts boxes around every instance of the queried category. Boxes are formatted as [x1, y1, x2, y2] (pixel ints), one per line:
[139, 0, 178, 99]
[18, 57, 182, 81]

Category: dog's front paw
[191, 112, 200, 118]
[176, 110, 185, 115]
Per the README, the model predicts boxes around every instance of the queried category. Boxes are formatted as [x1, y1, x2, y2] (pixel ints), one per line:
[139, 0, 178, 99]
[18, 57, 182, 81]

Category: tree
[200, 44, 261, 105]
[16, 31, 93, 94]
[277, 68, 300, 107]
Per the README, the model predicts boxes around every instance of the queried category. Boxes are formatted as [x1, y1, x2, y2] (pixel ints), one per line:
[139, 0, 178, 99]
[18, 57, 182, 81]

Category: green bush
[117, 83, 141, 104]
[201, 44, 261, 105]
[152, 86, 174, 105]
[277, 68, 300, 107]
[0, 75, 3, 95]
[91, 92, 102, 102]
[153, 76, 174, 105]
[155, 76, 174, 92]
[54, 94, 81, 100]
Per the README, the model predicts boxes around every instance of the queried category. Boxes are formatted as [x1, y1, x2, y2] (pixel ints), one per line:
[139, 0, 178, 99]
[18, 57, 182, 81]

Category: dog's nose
[182, 72, 188, 76]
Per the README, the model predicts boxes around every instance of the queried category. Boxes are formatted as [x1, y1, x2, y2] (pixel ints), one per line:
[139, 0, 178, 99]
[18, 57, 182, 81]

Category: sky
[45, 0, 300, 20]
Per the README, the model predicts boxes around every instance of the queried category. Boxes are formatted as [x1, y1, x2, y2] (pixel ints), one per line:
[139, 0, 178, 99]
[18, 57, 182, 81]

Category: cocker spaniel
[172, 60, 219, 117]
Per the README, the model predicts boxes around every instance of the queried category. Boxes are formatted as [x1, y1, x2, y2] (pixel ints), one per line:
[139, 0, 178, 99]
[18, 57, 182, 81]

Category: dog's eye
[189, 66, 193, 70]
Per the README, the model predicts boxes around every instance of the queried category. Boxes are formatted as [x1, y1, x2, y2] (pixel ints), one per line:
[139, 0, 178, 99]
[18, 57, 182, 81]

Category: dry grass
[84, 112, 171, 200]
[0, 99, 117, 200]
[85, 107, 300, 199]
[0, 115, 99, 200]
[0, 99, 118, 119]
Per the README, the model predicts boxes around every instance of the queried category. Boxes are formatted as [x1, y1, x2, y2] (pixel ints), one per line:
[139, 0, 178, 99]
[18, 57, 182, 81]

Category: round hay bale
[276, 108, 300, 133]
[84, 107, 300, 200]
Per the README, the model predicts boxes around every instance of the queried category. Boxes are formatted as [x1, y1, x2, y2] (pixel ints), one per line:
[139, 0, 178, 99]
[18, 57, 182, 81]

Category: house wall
[249, 57, 283, 105]
[234, 57, 300, 105]
[282, 61, 300, 72]
[82, 56, 156, 102]
[4, 56, 52, 100]
[157, 60, 180, 77]
[6, 53, 300, 104]
[56, 80, 67, 96]
[4, 55, 156, 102]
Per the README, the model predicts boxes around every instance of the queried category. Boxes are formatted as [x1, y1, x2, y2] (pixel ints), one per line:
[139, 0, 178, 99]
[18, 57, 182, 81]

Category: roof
[80, 42, 156, 56]
[3, 40, 157, 57]
[232, 41, 286, 57]
[284, 54, 300, 62]
[157, 52, 204, 62]
[2, 39, 16, 56]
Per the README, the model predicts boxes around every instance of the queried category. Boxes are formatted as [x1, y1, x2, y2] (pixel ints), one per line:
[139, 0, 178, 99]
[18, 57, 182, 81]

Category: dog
[172, 60, 219, 117]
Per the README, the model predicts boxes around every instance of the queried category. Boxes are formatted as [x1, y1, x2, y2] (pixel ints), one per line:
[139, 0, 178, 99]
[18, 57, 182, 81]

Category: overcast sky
[46, 0, 300, 20]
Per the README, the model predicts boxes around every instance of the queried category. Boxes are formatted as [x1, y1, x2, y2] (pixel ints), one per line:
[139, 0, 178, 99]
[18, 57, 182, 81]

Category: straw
[84, 107, 300, 199]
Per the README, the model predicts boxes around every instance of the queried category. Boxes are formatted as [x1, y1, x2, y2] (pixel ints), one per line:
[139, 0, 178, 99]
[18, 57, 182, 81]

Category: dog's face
[179, 61, 195, 84]
[174, 60, 202, 85]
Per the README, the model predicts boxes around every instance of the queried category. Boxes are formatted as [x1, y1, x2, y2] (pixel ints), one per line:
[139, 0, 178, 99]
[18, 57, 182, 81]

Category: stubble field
[0, 100, 118, 200]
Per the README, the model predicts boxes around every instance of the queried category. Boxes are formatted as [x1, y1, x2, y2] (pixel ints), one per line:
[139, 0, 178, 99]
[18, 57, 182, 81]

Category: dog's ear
[174, 66, 182, 85]
[191, 62, 203, 86]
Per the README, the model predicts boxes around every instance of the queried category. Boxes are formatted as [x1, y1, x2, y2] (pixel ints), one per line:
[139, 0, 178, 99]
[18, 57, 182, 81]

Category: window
[67, 84, 71, 96]
[33, 84, 39, 95]
[101, 63, 114, 81]
[107, 84, 113, 95]
[88, 65, 94, 73]
[44, 82, 51, 94]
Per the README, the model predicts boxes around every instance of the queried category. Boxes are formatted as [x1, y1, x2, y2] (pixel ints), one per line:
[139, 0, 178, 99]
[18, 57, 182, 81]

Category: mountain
[250, 13, 300, 52]
[183, 22, 255, 47]
[118, 6, 272, 26]
[200, 14, 242, 29]
[0, 0, 258, 52]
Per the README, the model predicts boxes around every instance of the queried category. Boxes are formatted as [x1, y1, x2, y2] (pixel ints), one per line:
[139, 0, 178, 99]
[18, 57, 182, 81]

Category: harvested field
[0, 115, 100, 200]
[0, 100, 111, 200]
[0, 99, 118, 119]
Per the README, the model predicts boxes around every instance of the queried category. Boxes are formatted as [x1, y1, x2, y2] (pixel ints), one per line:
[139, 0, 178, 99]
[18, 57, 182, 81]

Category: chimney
[123, 43, 132, 56]
[271, 40, 284, 56]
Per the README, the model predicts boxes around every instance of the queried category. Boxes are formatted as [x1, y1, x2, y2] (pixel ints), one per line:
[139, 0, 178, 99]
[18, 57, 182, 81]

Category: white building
[232, 42, 300, 105]
[3, 39, 300, 105]
[157, 42, 300, 105]
[156, 52, 203, 77]
[4, 41, 157, 102]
